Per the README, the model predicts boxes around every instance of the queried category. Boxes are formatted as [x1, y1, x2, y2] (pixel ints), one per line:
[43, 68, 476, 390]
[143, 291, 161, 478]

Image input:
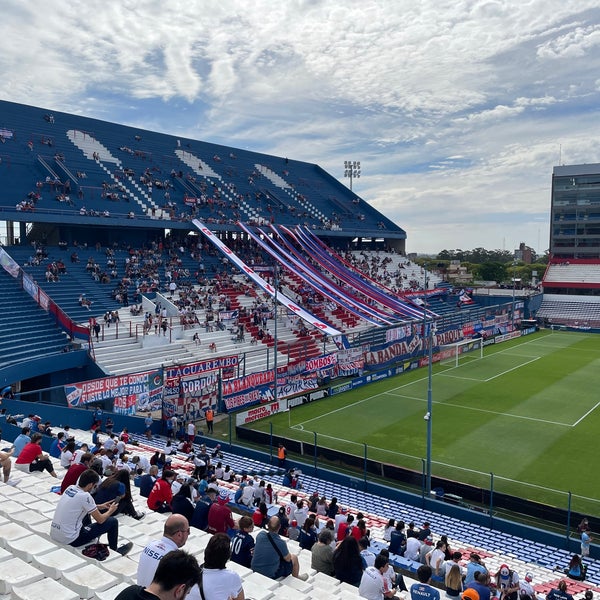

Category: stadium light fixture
[423, 264, 434, 494]
[344, 160, 361, 191]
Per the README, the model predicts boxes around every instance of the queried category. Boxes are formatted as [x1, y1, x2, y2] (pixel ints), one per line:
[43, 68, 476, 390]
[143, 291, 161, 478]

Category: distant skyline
[2, 1, 600, 254]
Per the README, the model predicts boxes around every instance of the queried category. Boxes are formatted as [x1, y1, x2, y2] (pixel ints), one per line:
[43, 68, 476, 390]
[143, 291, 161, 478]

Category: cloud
[1, 0, 600, 253]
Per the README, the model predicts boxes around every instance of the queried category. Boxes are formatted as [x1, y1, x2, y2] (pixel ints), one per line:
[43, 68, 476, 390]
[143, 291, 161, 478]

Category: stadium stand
[0, 100, 561, 600]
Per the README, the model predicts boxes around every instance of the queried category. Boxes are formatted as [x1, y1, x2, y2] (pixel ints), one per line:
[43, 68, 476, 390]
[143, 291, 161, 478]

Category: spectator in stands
[251, 515, 308, 581]
[137, 514, 194, 586]
[171, 483, 196, 523]
[410, 565, 440, 600]
[60, 452, 93, 494]
[337, 513, 355, 541]
[495, 564, 520, 600]
[139, 465, 159, 498]
[50, 468, 133, 556]
[298, 516, 318, 551]
[565, 555, 586, 581]
[359, 536, 376, 568]
[120, 549, 202, 600]
[333, 535, 363, 587]
[12, 426, 31, 457]
[311, 528, 335, 576]
[95, 468, 144, 520]
[230, 515, 255, 568]
[190, 483, 218, 531]
[49, 431, 66, 458]
[465, 552, 488, 586]
[470, 571, 491, 600]
[60, 440, 76, 468]
[427, 540, 447, 577]
[207, 488, 235, 534]
[581, 528, 592, 558]
[327, 496, 340, 518]
[252, 501, 269, 529]
[383, 518, 395, 542]
[388, 520, 406, 556]
[418, 521, 432, 541]
[359, 553, 396, 600]
[202, 532, 245, 600]
[15, 432, 58, 477]
[379, 548, 407, 594]
[519, 572, 538, 600]
[147, 469, 175, 512]
[0, 444, 14, 485]
[546, 581, 574, 600]
[445, 564, 463, 599]
[405, 535, 421, 561]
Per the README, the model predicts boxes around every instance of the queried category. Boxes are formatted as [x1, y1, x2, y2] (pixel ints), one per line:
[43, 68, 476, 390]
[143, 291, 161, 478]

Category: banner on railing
[0, 247, 20, 277]
[64, 369, 163, 414]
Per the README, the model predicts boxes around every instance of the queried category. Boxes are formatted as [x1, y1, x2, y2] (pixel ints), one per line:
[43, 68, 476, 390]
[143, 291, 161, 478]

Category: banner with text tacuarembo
[64, 369, 164, 415]
[162, 355, 239, 420]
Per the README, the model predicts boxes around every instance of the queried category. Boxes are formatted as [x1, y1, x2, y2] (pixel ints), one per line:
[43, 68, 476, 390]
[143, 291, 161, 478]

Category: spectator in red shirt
[207, 488, 236, 534]
[148, 469, 175, 513]
[60, 452, 93, 494]
[15, 433, 58, 477]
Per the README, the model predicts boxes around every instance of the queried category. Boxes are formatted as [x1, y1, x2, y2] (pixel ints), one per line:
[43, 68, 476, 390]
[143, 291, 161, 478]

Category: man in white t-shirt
[50, 468, 132, 556]
[137, 514, 191, 586]
[359, 554, 396, 600]
[405, 536, 421, 561]
[187, 421, 195, 442]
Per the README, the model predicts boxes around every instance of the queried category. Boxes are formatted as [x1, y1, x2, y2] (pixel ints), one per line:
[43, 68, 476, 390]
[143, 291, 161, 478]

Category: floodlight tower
[344, 160, 361, 191]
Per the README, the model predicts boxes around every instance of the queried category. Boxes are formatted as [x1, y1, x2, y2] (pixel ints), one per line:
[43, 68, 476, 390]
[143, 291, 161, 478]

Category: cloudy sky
[3, 0, 600, 254]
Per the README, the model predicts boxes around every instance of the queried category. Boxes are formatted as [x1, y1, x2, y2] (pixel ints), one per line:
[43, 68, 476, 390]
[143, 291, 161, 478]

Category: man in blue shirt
[251, 516, 307, 581]
[49, 432, 66, 458]
[465, 553, 488, 586]
[12, 427, 31, 457]
[410, 565, 440, 600]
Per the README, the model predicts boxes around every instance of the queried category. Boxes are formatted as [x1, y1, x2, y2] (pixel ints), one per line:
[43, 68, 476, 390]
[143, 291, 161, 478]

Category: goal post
[439, 338, 484, 368]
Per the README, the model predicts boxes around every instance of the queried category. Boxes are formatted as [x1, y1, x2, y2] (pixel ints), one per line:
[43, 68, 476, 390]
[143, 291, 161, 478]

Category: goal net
[439, 338, 483, 368]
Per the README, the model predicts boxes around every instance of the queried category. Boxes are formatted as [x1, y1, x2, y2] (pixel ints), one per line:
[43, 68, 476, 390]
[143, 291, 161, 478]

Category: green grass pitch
[243, 330, 600, 516]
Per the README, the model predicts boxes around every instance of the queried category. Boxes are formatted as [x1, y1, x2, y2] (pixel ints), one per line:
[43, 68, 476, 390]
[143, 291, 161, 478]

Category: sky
[2, 1, 600, 255]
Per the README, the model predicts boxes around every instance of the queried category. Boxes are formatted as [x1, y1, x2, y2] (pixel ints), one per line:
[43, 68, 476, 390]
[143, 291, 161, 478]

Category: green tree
[477, 262, 507, 282]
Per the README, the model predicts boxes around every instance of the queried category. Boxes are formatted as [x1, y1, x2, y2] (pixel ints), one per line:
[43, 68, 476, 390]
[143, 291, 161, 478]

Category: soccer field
[243, 330, 600, 516]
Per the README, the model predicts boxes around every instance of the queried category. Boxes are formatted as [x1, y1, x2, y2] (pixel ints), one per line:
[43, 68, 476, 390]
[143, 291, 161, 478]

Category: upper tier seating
[0, 100, 402, 236]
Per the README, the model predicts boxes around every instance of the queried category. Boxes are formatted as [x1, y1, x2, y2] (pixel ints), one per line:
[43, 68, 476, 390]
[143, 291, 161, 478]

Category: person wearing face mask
[50, 468, 133, 556]
[148, 469, 176, 513]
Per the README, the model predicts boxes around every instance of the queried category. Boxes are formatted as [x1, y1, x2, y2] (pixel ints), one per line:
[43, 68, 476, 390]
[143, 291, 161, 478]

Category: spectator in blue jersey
[49, 432, 67, 458]
[410, 565, 440, 600]
[470, 570, 491, 600]
[139, 465, 159, 498]
[388, 520, 406, 556]
[12, 427, 31, 457]
[465, 553, 488, 586]
[546, 581, 574, 600]
[230, 516, 255, 568]
[191, 485, 218, 531]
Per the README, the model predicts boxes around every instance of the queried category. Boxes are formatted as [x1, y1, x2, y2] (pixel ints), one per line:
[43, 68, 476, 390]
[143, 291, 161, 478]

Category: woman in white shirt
[60, 440, 76, 468]
[200, 532, 244, 600]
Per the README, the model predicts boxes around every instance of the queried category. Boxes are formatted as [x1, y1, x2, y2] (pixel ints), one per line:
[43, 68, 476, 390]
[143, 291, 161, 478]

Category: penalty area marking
[392, 392, 572, 427]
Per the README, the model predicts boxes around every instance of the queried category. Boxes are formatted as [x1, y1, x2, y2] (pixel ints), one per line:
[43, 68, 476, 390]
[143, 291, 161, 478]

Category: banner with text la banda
[223, 373, 319, 411]
[64, 370, 163, 415]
